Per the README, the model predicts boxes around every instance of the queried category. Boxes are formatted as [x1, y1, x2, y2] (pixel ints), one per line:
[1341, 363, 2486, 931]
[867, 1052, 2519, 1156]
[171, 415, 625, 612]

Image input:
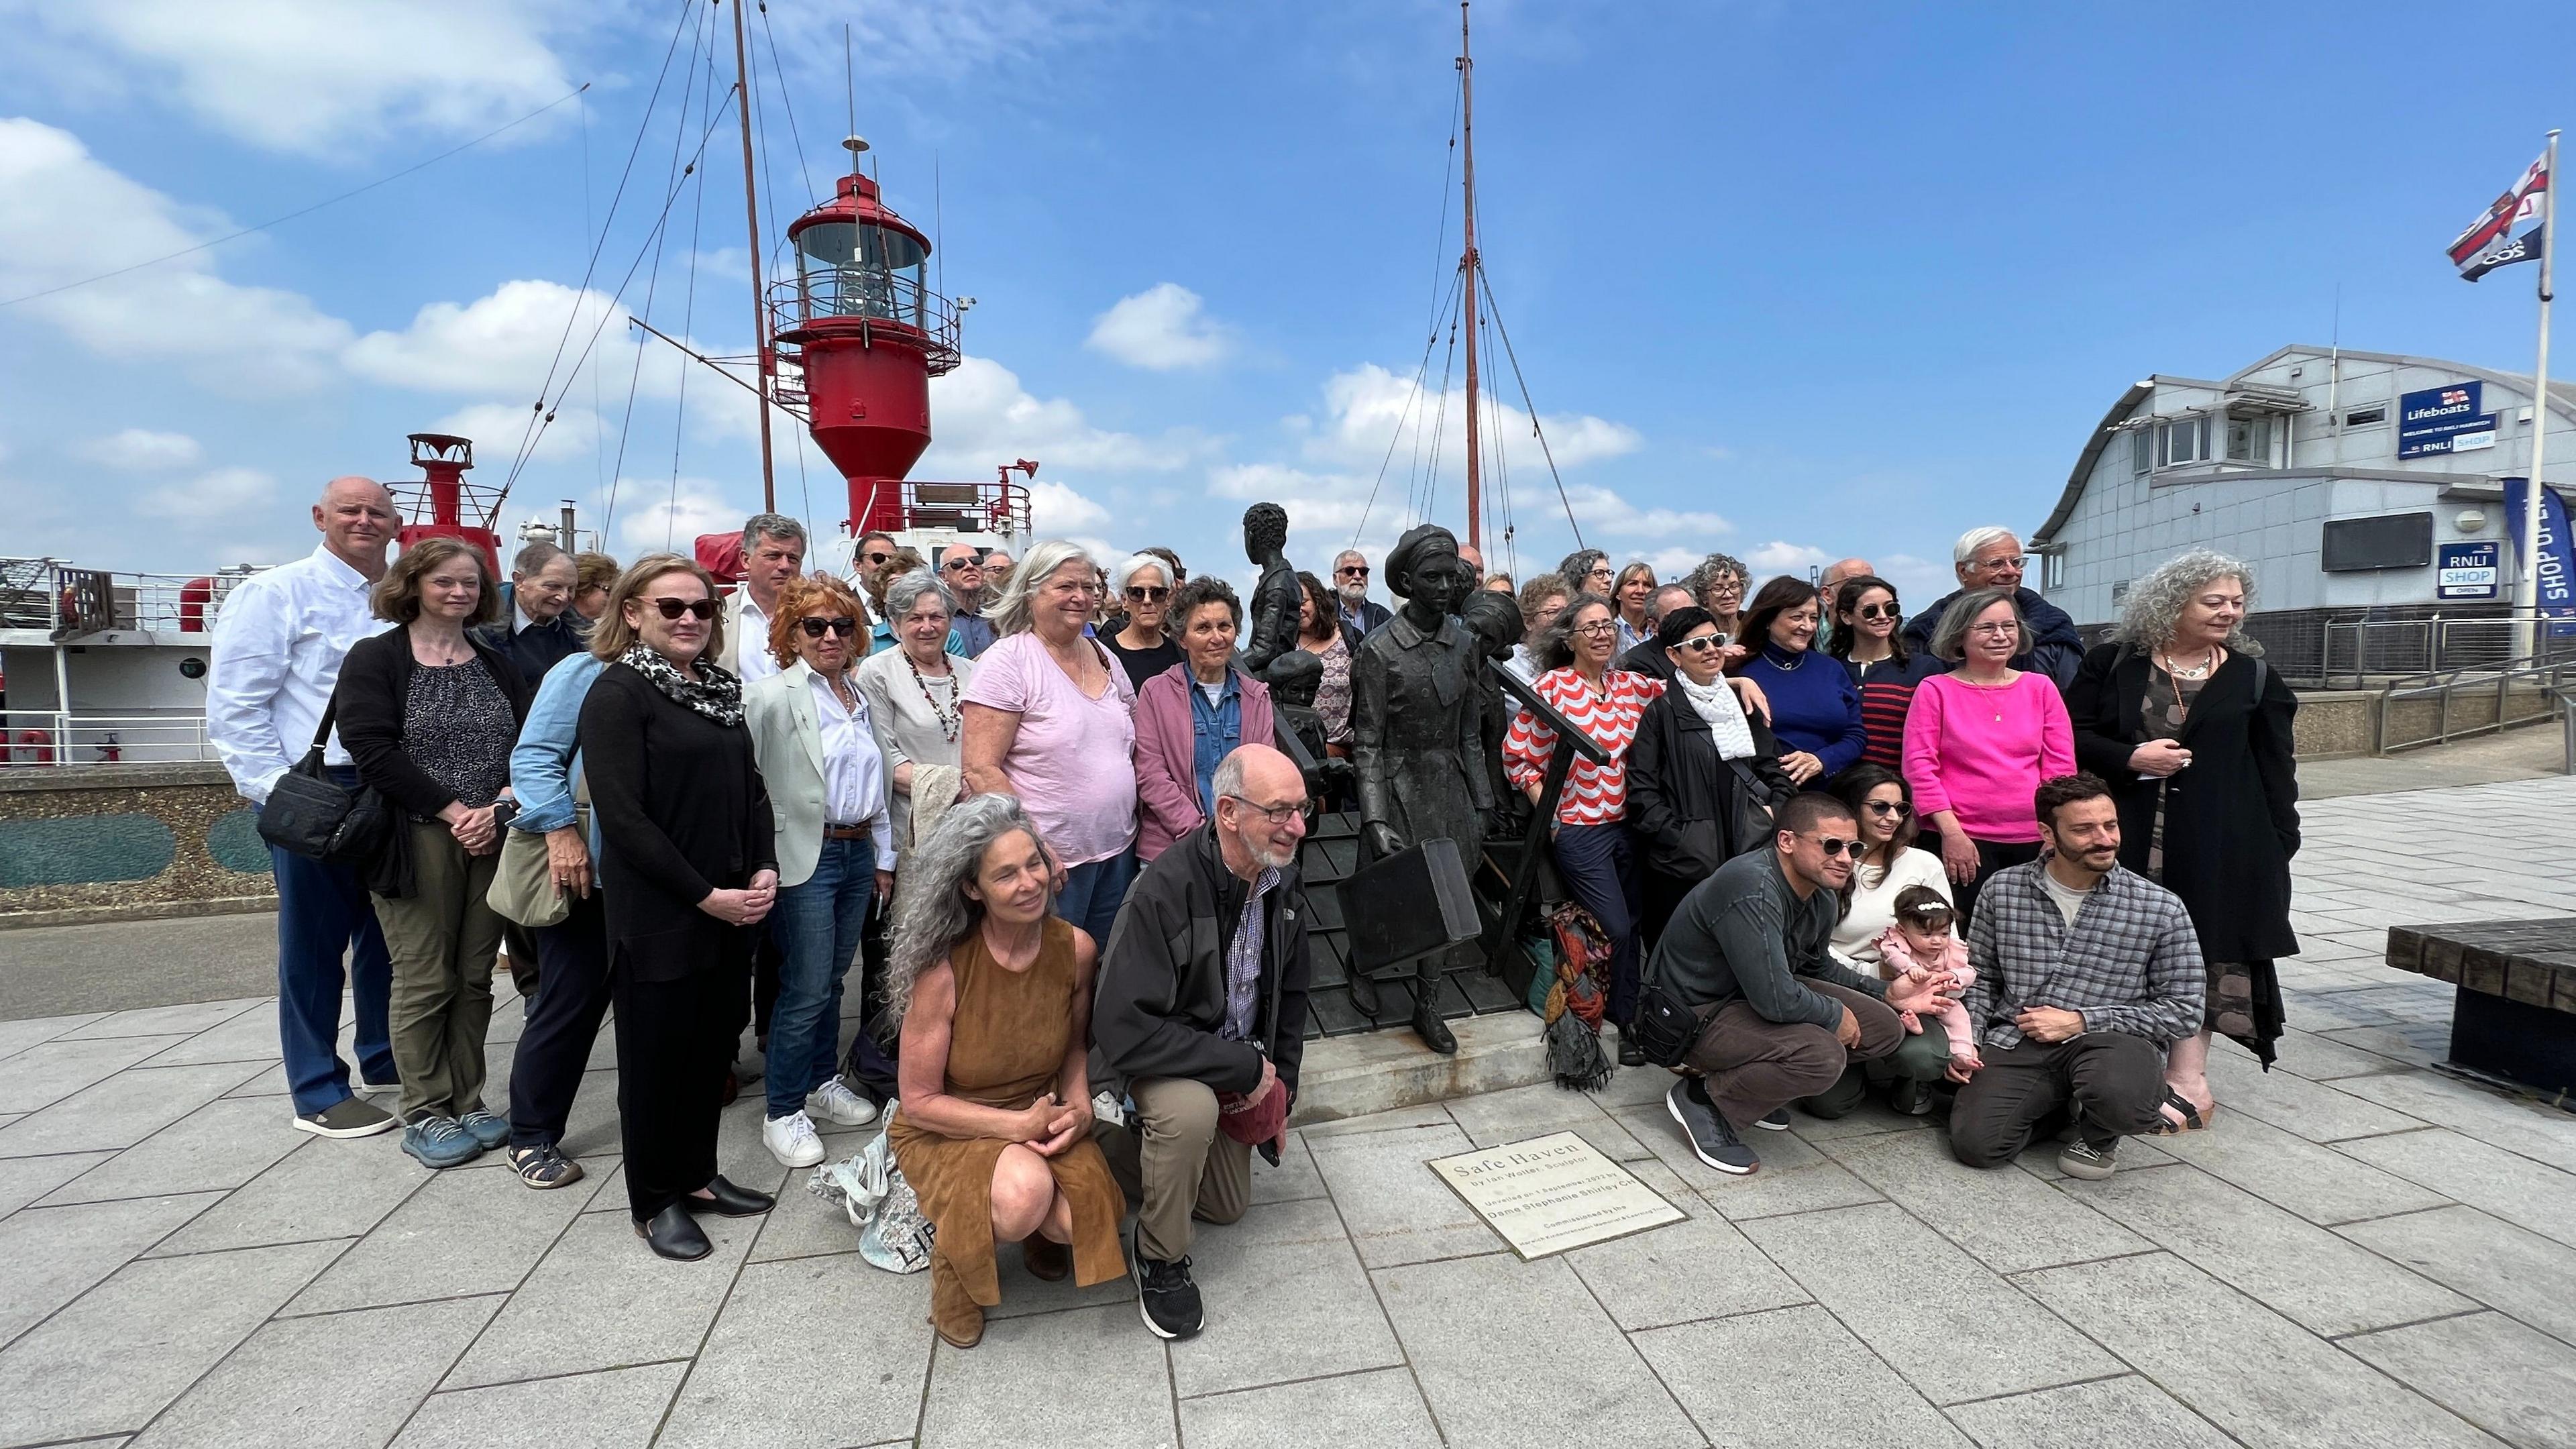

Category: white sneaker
[806, 1078, 880, 1128]
[762, 1110, 825, 1169]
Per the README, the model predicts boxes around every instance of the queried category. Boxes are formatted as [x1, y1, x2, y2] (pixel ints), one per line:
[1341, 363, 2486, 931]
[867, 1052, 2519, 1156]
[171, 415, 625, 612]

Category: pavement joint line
[1175, 1358, 1450, 1403]
[1309, 1122, 1447, 1448]
[1558, 1203, 1705, 1438]
[113, 1227, 350, 1447]
[419, 1355, 698, 1396]
[643, 1178, 769, 1446]
[2324, 1306, 2495, 1344]
[272, 1286, 517, 1323]
[1933, 1368, 2143, 1409]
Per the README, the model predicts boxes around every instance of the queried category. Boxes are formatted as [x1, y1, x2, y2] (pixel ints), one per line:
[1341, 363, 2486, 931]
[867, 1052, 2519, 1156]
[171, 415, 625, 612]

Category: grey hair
[1684, 552, 1750, 598]
[1211, 749, 1251, 805]
[1952, 525, 2020, 566]
[883, 567, 953, 623]
[1929, 586, 2025, 663]
[989, 539, 1097, 636]
[1333, 547, 1367, 569]
[1649, 582, 1695, 623]
[1556, 548, 1609, 585]
[1110, 552, 1171, 596]
[740, 513, 808, 555]
[1536, 590, 1614, 671]
[510, 541, 567, 578]
[883, 793, 1054, 1031]
[2114, 547, 2263, 656]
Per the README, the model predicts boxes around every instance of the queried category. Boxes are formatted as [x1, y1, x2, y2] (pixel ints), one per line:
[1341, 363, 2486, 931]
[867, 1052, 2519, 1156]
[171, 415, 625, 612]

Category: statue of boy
[1240, 502, 1303, 683]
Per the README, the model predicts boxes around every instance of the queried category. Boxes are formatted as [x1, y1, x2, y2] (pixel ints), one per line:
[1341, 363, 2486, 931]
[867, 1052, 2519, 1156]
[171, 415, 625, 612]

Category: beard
[1337, 580, 1367, 606]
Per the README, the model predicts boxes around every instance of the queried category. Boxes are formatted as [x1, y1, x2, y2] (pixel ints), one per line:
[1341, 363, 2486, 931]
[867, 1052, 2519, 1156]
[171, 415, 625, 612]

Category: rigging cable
[1347, 264, 1459, 549]
[664, 48, 718, 551]
[604, 3, 716, 537]
[1478, 266, 1585, 551]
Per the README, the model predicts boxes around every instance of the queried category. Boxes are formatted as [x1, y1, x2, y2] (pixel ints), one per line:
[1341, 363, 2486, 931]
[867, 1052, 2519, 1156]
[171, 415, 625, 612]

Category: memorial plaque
[1428, 1130, 1684, 1260]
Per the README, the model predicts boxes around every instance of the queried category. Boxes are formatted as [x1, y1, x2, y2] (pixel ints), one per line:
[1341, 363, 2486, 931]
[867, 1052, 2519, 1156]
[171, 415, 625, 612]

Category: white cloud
[1085, 282, 1232, 370]
[920, 355, 1202, 476]
[1026, 479, 1110, 535]
[0, 118, 354, 391]
[765, 0, 1142, 85]
[1743, 541, 1833, 577]
[1303, 364, 1643, 473]
[1556, 484, 1729, 540]
[345, 280, 629, 396]
[11, 0, 580, 156]
[611, 478, 745, 555]
[142, 465, 278, 520]
[75, 428, 202, 471]
[433, 402, 606, 466]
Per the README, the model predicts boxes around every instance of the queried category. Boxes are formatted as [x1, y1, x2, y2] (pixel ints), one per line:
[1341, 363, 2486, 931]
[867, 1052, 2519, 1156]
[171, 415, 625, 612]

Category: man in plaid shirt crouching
[1949, 773, 2205, 1180]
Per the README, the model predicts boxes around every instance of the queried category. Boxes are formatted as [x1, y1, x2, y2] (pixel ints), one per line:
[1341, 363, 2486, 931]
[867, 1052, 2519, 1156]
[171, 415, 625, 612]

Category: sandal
[508, 1142, 586, 1189]
[2147, 1089, 2210, 1136]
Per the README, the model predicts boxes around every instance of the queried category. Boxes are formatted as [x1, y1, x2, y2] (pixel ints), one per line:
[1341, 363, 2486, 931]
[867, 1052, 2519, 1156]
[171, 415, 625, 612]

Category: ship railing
[854, 479, 1032, 540]
[0, 711, 218, 767]
[766, 271, 962, 373]
[0, 562, 259, 638]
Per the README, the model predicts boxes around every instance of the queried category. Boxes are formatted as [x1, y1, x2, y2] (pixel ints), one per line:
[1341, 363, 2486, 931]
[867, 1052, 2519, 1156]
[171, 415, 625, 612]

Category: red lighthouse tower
[770, 138, 1029, 546]
[392, 433, 503, 576]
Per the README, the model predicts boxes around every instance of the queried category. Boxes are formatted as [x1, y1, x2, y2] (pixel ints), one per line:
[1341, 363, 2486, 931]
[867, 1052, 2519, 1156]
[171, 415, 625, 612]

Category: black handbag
[1626, 973, 1701, 1069]
[1721, 757, 1782, 859]
[254, 701, 394, 867]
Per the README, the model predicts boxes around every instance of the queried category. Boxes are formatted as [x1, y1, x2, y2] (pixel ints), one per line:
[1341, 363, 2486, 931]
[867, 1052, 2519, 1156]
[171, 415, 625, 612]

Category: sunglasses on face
[645, 597, 716, 621]
[1854, 602, 1902, 621]
[1811, 835, 1862, 857]
[1126, 586, 1169, 602]
[798, 615, 859, 638]
[1674, 635, 1725, 653]
[863, 551, 894, 566]
[1865, 799, 1913, 818]
[941, 558, 982, 573]
[1336, 566, 1368, 578]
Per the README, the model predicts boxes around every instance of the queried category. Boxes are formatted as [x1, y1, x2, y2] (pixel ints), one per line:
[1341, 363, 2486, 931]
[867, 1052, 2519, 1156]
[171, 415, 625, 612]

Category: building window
[2341, 404, 2387, 428]
[2320, 512, 2434, 572]
[2130, 428, 2151, 476]
[2043, 552, 2065, 590]
[2111, 579, 2131, 604]
[2156, 416, 2208, 467]
[2224, 414, 2275, 464]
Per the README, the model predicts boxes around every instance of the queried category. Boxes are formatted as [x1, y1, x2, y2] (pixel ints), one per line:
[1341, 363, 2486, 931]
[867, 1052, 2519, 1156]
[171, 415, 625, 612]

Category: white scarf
[1678, 675, 1760, 760]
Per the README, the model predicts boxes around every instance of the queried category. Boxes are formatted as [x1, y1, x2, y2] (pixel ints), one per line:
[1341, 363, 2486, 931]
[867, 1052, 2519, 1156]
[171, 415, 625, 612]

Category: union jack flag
[2448, 153, 2550, 282]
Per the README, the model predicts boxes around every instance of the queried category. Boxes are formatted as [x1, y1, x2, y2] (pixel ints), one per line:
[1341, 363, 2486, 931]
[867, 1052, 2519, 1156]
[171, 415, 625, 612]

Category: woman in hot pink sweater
[1902, 589, 2073, 920]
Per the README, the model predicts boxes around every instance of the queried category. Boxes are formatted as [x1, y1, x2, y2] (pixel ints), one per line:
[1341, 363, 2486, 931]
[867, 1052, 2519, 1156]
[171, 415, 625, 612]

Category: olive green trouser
[1805, 1011, 1955, 1120]
[372, 822, 504, 1125]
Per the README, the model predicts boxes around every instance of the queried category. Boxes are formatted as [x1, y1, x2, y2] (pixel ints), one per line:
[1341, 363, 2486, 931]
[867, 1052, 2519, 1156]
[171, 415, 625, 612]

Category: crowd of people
[205, 476, 2300, 1346]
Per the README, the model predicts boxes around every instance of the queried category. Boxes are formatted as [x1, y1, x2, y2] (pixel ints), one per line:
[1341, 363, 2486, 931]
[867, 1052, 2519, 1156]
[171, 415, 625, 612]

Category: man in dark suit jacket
[474, 542, 587, 684]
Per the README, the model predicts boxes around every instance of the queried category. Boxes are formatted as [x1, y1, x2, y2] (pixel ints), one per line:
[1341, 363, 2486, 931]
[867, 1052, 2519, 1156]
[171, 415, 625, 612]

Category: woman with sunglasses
[745, 575, 898, 1169]
[1828, 575, 1942, 772]
[578, 554, 778, 1259]
[1624, 606, 1794, 953]
[1813, 764, 1961, 1114]
[1903, 588, 2074, 923]
[1102, 553, 1184, 694]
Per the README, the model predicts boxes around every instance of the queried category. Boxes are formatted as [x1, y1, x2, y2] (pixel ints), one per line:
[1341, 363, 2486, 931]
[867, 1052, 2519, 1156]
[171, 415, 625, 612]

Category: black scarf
[619, 643, 744, 727]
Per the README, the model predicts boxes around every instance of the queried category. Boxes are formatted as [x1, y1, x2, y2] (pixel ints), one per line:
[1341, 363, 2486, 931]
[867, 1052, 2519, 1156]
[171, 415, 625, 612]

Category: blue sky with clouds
[3, 1, 2571, 610]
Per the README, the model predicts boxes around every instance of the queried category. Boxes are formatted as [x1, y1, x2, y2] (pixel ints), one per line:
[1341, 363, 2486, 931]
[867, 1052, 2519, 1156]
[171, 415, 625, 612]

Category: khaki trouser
[1098, 1077, 1252, 1263]
[372, 820, 504, 1124]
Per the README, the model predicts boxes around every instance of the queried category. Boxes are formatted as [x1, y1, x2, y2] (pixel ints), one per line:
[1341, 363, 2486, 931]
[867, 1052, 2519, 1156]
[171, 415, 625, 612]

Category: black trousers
[1639, 863, 1700, 963]
[506, 892, 612, 1151]
[1948, 1032, 2168, 1167]
[1954, 838, 2043, 925]
[612, 956, 749, 1220]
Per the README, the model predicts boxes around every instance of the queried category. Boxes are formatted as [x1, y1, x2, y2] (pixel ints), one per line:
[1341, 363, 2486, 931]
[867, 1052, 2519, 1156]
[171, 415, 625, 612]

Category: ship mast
[1456, 0, 1481, 555]
[728, 0, 776, 511]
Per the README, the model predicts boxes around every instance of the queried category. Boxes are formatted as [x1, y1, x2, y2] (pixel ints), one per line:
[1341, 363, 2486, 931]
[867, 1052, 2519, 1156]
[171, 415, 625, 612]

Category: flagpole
[2521, 129, 2561, 657]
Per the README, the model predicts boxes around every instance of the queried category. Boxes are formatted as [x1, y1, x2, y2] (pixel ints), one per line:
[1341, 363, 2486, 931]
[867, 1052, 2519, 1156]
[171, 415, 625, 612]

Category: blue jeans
[1057, 847, 1140, 953]
[271, 809, 396, 1115]
[766, 836, 879, 1120]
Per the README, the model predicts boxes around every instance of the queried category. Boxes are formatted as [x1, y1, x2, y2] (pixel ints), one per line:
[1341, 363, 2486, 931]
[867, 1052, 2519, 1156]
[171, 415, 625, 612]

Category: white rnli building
[2030, 345, 2571, 657]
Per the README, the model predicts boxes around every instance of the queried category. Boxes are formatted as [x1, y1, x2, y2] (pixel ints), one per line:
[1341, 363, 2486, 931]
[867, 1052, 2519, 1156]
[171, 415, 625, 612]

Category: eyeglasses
[645, 596, 717, 620]
[1673, 635, 1725, 653]
[1125, 586, 1170, 602]
[1864, 800, 1913, 818]
[798, 615, 859, 638]
[941, 557, 983, 573]
[1224, 794, 1309, 825]
[1968, 621, 2019, 637]
[1336, 566, 1368, 578]
[1854, 602, 1902, 621]
[1973, 555, 2029, 571]
[1572, 621, 1619, 637]
[1810, 835, 1862, 857]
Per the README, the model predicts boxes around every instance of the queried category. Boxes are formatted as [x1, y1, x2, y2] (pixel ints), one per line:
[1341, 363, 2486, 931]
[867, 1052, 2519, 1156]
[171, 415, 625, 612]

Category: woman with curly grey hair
[2068, 549, 2300, 1128]
[1686, 552, 1752, 651]
[881, 794, 1127, 1348]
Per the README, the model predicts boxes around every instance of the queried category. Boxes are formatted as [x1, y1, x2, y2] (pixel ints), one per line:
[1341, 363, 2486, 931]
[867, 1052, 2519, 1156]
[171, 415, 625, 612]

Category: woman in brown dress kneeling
[883, 793, 1127, 1347]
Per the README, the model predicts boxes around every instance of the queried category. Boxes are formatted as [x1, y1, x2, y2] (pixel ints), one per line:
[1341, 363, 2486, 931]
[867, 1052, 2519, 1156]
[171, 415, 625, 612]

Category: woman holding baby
[1823, 763, 1968, 1116]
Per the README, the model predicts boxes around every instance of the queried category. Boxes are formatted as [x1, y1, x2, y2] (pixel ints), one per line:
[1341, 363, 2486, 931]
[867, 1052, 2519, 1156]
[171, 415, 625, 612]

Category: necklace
[906, 652, 961, 742]
[2159, 644, 2220, 681]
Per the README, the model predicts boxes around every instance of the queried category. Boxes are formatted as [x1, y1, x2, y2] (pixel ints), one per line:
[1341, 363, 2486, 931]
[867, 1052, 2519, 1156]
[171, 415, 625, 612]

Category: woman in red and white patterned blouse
[1503, 592, 1666, 1063]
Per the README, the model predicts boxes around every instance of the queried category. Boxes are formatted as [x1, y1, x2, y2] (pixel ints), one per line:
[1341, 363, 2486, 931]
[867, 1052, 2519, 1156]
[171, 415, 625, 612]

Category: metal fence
[0, 712, 219, 767]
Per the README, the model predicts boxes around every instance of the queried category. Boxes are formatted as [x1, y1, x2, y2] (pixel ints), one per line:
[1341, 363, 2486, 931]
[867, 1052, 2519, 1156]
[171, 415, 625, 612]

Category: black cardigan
[577, 663, 778, 982]
[1625, 686, 1795, 879]
[2065, 641, 2301, 963]
[334, 625, 533, 820]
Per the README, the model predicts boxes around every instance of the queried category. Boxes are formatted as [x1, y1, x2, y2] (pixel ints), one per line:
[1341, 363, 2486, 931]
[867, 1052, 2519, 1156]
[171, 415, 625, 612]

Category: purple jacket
[1133, 661, 1275, 862]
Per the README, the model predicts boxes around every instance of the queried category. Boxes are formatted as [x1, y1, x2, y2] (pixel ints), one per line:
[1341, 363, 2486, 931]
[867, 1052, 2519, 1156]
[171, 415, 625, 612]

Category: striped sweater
[1503, 667, 1666, 827]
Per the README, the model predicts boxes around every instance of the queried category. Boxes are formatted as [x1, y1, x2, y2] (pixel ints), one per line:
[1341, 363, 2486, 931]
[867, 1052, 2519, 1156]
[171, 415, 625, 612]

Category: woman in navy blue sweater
[1729, 577, 1866, 785]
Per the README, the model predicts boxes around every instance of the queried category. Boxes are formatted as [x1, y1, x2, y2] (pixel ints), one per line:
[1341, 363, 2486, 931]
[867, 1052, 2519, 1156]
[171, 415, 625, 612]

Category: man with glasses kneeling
[1090, 743, 1314, 1340]
[1650, 792, 1954, 1175]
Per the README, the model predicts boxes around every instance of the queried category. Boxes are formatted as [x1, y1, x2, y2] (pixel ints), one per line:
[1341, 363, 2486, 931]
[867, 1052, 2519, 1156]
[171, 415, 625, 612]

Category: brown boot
[1022, 1235, 1071, 1282]
[929, 1252, 984, 1348]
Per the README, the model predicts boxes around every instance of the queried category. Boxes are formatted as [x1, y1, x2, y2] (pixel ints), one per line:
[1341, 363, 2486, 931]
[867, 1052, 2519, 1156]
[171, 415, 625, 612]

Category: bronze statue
[1348, 523, 1493, 1053]
[1239, 502, 1303, 683]
[1458, 586, 1533, 843]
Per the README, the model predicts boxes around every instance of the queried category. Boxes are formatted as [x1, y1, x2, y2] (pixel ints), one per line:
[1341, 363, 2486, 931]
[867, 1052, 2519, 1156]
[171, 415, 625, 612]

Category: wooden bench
[2385, 918, 2576, 1095]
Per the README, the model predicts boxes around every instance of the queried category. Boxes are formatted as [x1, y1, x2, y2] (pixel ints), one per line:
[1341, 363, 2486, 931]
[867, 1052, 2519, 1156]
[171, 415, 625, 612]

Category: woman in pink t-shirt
[1902, 588, 2074, 922]
[961, 541, 1139, 950]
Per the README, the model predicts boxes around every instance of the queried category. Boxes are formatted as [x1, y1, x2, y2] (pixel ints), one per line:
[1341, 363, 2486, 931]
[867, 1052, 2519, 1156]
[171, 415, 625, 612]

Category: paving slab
[1562, 1157, 1809, 1332]
[2076, 1163, 2472, 1336]
[0, 1060, 272, 1156]
[58, 999, 267, 1042]
[2147, 1111, 2451, 1226]
[1247, 1128, 1326, 1204]
[2202, 1051, 2426, 1142]
[38, 1096, 311, 1207]
[2337, 1128, 2576, 1250]
[2266, 1027, 2420, 1081]
[2337, 1206, 2576, 1348]
[136, 1006, 290, 1067]
[914, 1301, 1171, 1449]
[1306, 1120, 1496, 1268]
[1939, 1375, 2238, 1448]
[0, 1191, 227, 1348]
[0, 1148, 115, 1218]
[0, 1034, 194, 1116]
[0, 1239, 343, 1446]
[2342, 1311, 2576, 1449]
[2328, 1072, 2576, 1175]
[655, 1256, 932, 1449]
[1737, 1200, 2118, 1405]
[390, 1361, 686, 1449]
[1631, 1303, 1970, 1448]
[442, 1209, 762, 1389]
[0, 1011, 105, 1061]
[128, 1293, 498, 1449]
[151, 1132, 427, 1256]
[1818, 1128, 2149, 1274]
[1374, 1252, 1701, 1449]
[1779, 1093, 1943, 1142]
[1611, 1097, 1882, 1221]
[1177, 1366, 1444, 1449]
[2017, 1251, 2506, 1449]
[1442, 1080, 1651, 1161]
[283, 1160, 596, 1315]
[1170, 1194, 1401, 1398]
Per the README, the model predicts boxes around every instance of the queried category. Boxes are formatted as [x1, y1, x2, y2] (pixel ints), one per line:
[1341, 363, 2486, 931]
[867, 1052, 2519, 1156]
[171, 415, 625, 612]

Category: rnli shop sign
[2399, 381, 2498, 458]
[2436, 541, 2501, 600]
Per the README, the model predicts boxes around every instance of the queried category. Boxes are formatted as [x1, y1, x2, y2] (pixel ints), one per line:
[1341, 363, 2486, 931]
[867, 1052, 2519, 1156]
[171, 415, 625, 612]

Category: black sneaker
[1666, 1080, 1759, 1175]
[2057, 1138, 2119, 1181]
[1890, 1078, 1934, 1116]
[1754, 1108, 1792, 1131]
[1134, 1253, 1203, 1340]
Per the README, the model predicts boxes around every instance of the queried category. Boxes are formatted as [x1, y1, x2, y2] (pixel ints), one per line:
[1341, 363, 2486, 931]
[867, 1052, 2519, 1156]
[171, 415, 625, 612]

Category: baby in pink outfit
[1874, 885, 1978, 1072]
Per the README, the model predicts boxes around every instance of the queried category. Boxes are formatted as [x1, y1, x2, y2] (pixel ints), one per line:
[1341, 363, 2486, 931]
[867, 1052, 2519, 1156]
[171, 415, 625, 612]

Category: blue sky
[3, 1, 2571, 613]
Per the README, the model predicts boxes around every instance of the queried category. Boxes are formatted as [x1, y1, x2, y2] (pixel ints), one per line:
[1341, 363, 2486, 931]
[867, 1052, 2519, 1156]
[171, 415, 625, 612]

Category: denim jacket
[507, 652, 607, 852]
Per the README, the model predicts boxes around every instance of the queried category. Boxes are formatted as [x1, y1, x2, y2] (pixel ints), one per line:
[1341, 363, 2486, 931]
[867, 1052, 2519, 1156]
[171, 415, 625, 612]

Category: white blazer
[745, 659, 889, 887]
